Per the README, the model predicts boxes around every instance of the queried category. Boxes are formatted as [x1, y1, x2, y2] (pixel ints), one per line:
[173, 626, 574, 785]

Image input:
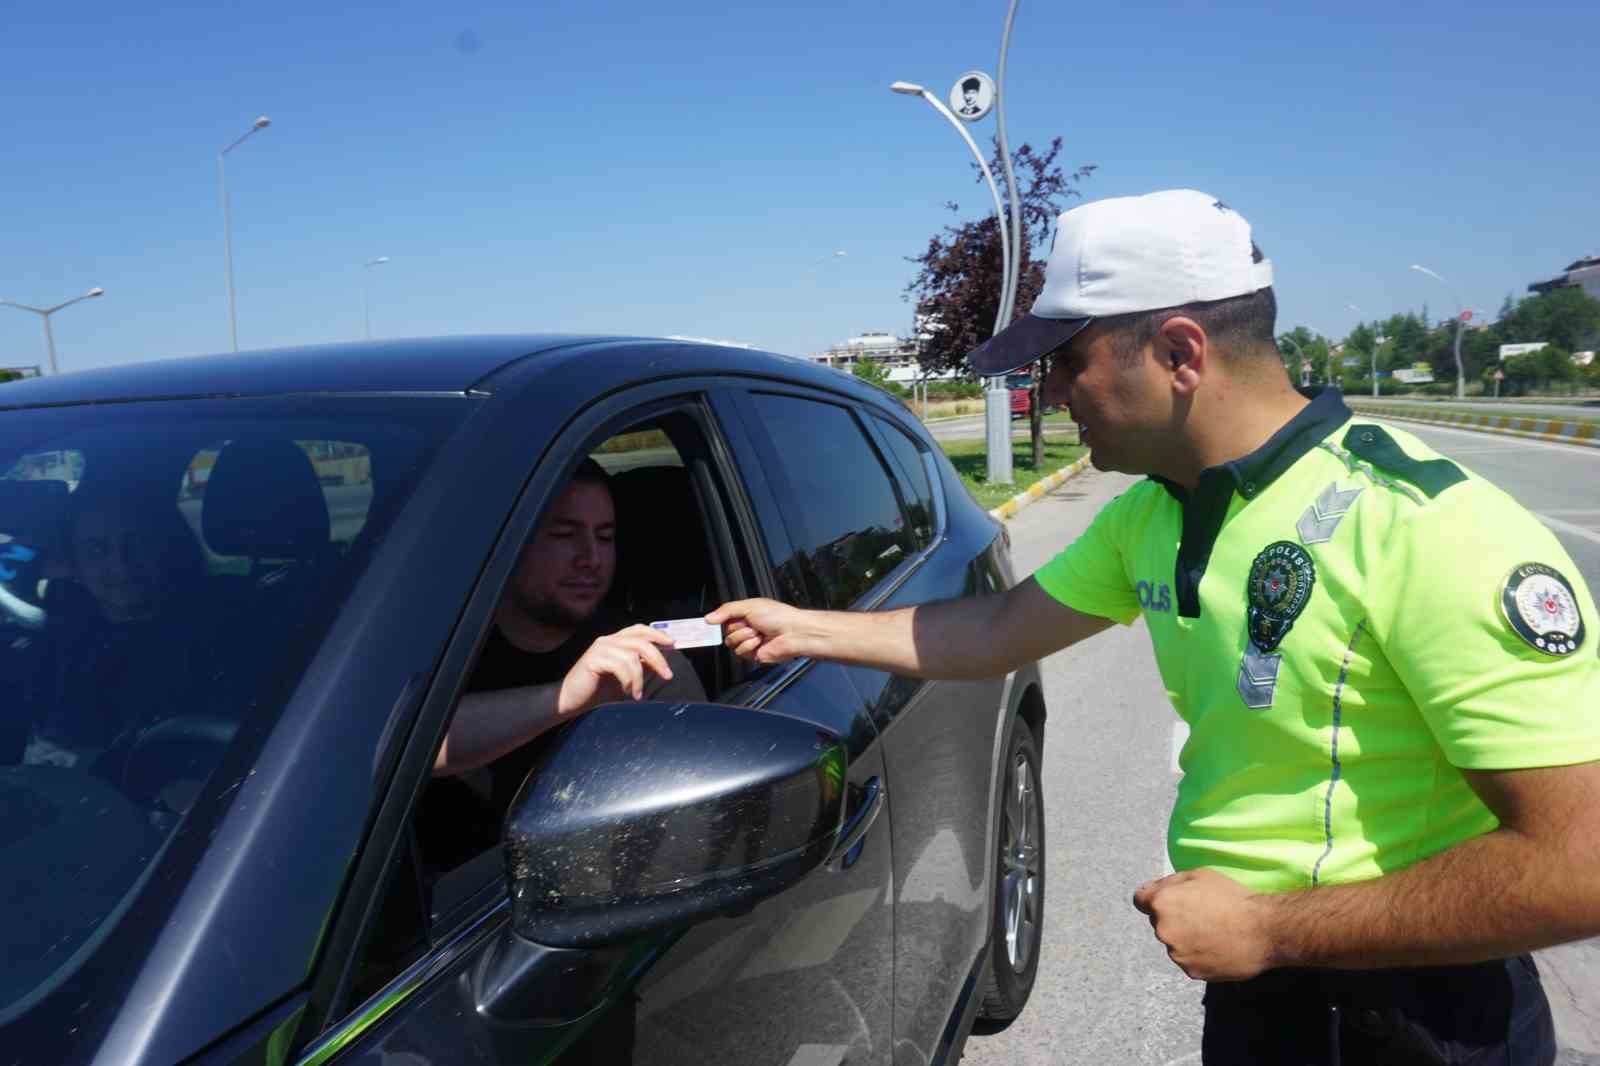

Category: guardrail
[1347, 403, 1600, 450]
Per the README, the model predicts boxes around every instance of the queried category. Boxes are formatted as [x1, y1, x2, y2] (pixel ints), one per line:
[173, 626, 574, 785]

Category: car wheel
[978, 717, 1044, 1024]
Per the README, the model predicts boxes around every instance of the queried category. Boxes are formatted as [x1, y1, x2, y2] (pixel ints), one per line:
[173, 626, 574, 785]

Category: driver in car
[430, 458, 706, 811]
[3, 490, 212, 787]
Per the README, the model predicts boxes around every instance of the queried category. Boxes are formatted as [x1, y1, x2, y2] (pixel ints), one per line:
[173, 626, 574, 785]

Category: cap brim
[967, 314, 1091, 376]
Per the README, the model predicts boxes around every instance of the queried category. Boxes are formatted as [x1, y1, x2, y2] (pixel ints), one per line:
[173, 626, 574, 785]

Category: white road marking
[784, 1045, 849, 1066]
[1536, 513, 1600, 547]
[1170, 721, 1189, 775]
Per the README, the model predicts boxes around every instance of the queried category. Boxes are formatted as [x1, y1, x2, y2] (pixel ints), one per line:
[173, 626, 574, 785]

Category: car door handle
[828, 776, 884, 869]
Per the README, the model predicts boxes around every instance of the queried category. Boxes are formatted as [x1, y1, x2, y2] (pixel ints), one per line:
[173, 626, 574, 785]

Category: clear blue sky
[3, 0, 1596, 373]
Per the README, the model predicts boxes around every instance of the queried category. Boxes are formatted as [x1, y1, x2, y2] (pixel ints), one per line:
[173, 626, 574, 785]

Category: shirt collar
[1155, 387, 1351, 502]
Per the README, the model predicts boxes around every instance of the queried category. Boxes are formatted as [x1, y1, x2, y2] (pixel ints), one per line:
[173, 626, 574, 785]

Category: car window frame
[300, 380, 784, 1057]
[720, 386, 936, 613]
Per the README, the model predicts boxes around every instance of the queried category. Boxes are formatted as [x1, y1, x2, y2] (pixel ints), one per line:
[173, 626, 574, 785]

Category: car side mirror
[502, 700, 847, 950]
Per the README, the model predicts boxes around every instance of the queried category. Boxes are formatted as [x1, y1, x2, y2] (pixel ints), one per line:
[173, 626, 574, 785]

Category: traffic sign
[1460, 309, 1473, 322]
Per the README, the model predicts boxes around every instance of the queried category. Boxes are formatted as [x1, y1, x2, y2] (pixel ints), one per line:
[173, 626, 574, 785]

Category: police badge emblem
[1500, 562, 1586, 657]
[1246, 541, 1316, 653]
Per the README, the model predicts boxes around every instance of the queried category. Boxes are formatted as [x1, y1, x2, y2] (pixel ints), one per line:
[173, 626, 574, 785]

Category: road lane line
[1535, 512, 1600, 547]
[1170, 721, 1188, 775]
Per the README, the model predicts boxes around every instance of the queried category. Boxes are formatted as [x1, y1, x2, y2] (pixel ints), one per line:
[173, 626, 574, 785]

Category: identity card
[650, 617, 724, 649]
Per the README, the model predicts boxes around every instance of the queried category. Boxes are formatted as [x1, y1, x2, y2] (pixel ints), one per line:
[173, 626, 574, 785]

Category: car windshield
[0, 394, 468, 1021]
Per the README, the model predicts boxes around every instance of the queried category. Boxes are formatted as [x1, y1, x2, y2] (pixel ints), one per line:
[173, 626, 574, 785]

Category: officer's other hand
[1132, 868, 1273, 982]
[705, 598, 809, 664]
[557, 624, 677, 717]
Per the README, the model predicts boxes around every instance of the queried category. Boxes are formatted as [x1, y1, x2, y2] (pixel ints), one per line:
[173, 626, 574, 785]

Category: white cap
[968, 189, 1274, 375]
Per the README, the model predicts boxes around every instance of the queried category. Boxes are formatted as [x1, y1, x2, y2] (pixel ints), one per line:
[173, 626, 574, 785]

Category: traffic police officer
[709, 189, 1600, 1064]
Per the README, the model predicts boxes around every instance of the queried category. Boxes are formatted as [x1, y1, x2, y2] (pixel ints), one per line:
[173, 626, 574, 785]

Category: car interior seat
[200, 438, 335, 704]
[605, 464, 722, 697]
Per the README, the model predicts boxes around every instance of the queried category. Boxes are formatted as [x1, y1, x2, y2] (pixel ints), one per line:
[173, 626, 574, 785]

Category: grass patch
[940, 433, 1087, 510]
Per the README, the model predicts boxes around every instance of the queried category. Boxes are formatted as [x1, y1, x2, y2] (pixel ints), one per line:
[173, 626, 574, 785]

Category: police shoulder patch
[1246, 541, 1316, 653]
[1500, 563, 1586, 657]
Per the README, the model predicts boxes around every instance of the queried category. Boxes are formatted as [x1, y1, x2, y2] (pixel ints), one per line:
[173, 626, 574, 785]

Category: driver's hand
[556, 625, 679, 718]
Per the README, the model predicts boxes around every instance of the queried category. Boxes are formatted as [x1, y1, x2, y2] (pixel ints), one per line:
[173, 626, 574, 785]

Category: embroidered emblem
[1236, 644, 1282, 709]
[1296, 482, 1363, 545]
[1500, 563, 1585, 657]
[1246, 541, 1316, 653]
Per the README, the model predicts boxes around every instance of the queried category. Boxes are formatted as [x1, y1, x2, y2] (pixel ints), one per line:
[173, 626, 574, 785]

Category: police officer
[708, 189, 1600, 1064]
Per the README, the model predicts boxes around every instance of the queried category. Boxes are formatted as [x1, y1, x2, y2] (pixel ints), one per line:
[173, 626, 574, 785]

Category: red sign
[1460, 310, 1473, 322]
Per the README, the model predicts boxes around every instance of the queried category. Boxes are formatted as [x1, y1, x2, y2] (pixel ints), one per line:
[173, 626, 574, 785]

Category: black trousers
[1202, 956, 1557, 1065]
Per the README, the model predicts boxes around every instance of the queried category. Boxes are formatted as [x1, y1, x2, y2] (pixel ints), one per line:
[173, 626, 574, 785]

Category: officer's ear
[1154, 316, 1207, 394]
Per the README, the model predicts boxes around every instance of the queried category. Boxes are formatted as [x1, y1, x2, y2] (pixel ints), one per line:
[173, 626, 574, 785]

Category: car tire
[978, 716, 1044, 1025]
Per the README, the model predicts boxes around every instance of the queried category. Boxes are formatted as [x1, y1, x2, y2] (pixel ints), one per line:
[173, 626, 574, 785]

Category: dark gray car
[0, 336, 1048, 1066]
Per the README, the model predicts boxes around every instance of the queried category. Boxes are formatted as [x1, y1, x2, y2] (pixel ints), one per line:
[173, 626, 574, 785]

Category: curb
[988, 455, 1093, 522]
[1346, 405, 1600, 450]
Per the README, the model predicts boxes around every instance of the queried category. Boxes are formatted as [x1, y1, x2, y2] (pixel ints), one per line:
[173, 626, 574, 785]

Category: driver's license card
[650, 617, 724, 649]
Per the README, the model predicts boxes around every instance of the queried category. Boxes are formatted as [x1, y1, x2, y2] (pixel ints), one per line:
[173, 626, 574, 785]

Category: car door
[298, 381, 894, 1066]
[716, 388, 1006, 1064]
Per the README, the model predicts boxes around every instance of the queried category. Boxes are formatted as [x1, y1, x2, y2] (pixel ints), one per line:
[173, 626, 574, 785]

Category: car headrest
[202, 439, 330, 559]
[606, 465, 711, 614]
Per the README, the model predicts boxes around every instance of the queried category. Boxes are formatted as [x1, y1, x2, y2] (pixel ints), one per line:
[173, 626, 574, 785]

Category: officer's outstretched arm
[707, 576, 1113, 680]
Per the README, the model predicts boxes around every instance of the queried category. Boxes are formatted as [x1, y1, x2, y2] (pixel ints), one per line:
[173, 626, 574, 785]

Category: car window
[0, 397, 464, 1026]
[743, 393, 916, 611]
[870, 417, 936, 550]
[392, 408, 737, 994]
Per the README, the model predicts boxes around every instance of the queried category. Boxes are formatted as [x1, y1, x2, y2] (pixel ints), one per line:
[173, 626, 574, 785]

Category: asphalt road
[958, 421, 1600, 1065]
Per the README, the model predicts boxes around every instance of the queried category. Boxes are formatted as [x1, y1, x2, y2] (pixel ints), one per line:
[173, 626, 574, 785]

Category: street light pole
[1410, 263, 1467, 399]
[219, 116, 272, 353]
[1280, 334, 1308, 387]
[1347, 303, 1378, 397]
[362, 257, 390, 339]
[890, 79, 1015, 485]
[0, 287, 105, 375]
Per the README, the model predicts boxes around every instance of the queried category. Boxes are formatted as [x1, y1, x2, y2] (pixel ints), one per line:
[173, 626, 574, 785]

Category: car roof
[0, 335, 903, 411]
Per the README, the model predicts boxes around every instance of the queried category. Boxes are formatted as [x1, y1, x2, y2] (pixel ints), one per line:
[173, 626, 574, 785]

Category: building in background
[814, 330, 919, 370]
[1529, 255, 1600, 302]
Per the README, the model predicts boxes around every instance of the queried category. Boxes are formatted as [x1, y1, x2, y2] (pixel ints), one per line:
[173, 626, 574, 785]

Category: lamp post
[1410, 264, 1468, 399]
[219, 116, 272, 353]
[890, 79, 1014, 485]
[1279, 334, 1309, 387]
[0, 287, 105, 375]
[1347, 304, 1379, 397]
[362, 257, 390, 339]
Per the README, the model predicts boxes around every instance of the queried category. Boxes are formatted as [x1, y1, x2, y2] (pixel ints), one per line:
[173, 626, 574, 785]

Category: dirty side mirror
[503, 700, 846, 949]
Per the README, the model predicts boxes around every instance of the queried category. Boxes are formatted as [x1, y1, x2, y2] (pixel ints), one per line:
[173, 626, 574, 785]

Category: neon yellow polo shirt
[1035, 390, 1600, 893]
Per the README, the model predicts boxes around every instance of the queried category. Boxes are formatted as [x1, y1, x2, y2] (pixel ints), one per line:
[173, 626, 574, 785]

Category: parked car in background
[1007, 373, 1032, 419]
[0, 337, 1049, 1066]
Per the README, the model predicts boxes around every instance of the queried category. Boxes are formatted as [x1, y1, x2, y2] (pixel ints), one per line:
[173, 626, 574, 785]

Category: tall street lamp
[1410, 263, 1468, 399]
[1279, 334, 1308, 387]
[362, 256, 390, 339]
[219, 115, 272, 353]
[890, 79, 1015, 485]
[1347, 303, 1379, 398]
[0, 287, 105, 375]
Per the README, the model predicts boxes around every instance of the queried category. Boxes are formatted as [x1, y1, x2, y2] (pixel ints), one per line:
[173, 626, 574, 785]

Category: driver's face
[71, 505, 161, 622]
[508, 480, 617, 629]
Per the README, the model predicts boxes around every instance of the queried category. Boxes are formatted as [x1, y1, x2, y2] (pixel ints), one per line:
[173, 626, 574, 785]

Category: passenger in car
[431, 458, 705, 812]
[3, 489, 212, 776]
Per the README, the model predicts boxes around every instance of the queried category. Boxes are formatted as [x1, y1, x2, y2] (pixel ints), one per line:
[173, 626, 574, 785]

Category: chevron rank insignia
[1236, 643, 1282, 708]
[1297, 482, 1363, 545]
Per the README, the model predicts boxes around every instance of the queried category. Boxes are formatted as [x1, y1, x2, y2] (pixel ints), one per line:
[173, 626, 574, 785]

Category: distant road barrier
[1348, 402, 1600, 450]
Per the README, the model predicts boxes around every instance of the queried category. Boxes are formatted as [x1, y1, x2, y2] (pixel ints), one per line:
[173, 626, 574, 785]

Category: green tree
[1277, 326, 1332, 385]
[1497, 287, 1600, 353]
[0, 370, 20, 385]
[850, 358, 906, 398]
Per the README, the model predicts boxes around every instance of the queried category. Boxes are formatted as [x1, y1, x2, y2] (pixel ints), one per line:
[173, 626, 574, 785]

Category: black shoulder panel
[1342, 424, 1467, 499]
